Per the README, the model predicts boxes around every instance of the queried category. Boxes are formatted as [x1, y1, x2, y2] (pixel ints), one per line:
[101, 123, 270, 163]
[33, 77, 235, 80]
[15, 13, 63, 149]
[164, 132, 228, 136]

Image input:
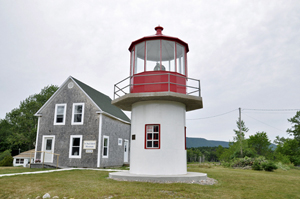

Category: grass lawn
[0, 164, 299, 199]
[0, 167, 54, 175]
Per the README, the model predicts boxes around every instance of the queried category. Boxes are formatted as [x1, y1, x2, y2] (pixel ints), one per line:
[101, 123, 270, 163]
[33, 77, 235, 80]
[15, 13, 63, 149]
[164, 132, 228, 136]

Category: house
[13, 149, 35, 167]
[34, 76, 131, 168]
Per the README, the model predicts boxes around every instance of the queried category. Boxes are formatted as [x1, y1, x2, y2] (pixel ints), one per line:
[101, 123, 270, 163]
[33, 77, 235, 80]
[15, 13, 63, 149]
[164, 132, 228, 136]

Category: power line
[243, 113, 285, 133]
[187, 109, 237, 120]
[243, 108, 300, 112]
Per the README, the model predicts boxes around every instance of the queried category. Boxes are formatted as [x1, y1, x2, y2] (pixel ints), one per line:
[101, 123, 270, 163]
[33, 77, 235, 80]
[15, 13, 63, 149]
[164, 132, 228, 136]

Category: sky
[0, 0, 299, 143]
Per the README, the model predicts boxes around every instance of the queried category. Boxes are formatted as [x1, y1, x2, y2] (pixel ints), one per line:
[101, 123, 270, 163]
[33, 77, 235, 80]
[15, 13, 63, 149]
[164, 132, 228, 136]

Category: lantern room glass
[131, 40, 186, 76]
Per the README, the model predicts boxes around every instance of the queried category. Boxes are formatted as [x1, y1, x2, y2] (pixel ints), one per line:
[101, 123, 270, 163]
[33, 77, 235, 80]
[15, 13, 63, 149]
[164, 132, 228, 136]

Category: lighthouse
[110, 26, 204, 180]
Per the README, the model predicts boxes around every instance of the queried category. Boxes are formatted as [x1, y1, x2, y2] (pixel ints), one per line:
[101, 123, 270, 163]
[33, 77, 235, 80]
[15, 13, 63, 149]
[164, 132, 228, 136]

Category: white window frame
[118, 138, 123, 146]
[54, 104, 67, 125]
[102, 136, 109, 158]
[69, 135, 83, 159]
[71, 103, 85, 125]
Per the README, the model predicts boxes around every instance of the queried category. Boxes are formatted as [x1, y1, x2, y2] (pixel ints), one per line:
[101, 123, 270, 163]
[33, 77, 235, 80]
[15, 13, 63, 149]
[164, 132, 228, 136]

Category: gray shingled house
[34, 76, 130, 168]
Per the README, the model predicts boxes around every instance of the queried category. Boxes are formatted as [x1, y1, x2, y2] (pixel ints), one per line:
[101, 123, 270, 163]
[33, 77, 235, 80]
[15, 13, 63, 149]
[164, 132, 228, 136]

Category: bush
[0, 155, 13, 166]
[252, 161, 262, 170]
[0, 150, 11, 162]
[276, 162, 290, 171]
[262, 162, 278, 171]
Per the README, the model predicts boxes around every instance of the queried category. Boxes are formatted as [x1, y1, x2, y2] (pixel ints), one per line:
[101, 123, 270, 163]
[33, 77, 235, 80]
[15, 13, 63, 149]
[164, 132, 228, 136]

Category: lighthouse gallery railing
[114, 72, 201, 100]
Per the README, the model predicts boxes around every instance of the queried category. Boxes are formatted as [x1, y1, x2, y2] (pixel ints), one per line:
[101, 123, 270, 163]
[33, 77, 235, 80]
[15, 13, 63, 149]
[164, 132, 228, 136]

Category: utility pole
[239, 107, 243, 157]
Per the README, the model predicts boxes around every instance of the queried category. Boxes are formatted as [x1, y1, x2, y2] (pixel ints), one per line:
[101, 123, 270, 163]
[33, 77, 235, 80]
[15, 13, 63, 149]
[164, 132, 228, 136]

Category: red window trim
[145, 124, 160, 149]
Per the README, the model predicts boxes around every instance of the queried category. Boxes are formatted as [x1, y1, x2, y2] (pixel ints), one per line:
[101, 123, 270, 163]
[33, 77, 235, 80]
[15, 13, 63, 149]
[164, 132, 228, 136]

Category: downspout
[97, 112, 103, 168]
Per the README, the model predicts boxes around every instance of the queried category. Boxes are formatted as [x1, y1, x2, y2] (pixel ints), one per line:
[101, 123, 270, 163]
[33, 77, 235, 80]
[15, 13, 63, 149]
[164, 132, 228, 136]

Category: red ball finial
[155, 25, 164, 35]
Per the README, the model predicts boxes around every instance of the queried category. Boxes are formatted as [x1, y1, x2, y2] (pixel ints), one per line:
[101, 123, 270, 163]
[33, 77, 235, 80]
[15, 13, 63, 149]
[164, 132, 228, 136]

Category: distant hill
[186, 137, 229, 148]
[186, 137, 277, 149]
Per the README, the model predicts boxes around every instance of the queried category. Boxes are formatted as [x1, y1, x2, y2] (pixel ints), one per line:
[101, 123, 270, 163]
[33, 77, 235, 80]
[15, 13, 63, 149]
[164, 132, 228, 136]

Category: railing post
[168, 73, 170, 92]
[113, 84, 115, 100]
[42, 151, 45, 169]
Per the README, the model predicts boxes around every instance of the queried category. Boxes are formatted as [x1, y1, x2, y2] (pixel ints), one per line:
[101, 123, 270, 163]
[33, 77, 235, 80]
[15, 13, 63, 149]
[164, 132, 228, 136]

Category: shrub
[262, 162, 278, 171]
[0, 155, 13, 166]
[276, 162, 290, 171]
[252, 161, 262, 170]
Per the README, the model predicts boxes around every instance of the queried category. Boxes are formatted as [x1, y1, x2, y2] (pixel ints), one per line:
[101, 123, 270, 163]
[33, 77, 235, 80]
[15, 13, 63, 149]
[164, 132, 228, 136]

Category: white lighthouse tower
[110, 26, 204, 180]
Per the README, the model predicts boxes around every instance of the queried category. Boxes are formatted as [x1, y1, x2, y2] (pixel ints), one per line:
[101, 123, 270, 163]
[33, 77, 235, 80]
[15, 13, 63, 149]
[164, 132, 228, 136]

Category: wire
[243, 108, 300, 112]
[243, 113, 285, 132]
[187, 109, 237, 120]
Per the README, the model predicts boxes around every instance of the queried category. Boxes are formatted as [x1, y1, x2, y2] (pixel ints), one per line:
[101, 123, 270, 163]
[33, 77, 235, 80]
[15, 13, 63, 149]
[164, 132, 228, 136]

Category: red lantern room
[113, 26, 203, 112]
[129, 26, 188, 94]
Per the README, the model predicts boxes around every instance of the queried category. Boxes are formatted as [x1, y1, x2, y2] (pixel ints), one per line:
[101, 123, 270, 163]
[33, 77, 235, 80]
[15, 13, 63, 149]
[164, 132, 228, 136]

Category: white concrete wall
[130, 100, 187, 175]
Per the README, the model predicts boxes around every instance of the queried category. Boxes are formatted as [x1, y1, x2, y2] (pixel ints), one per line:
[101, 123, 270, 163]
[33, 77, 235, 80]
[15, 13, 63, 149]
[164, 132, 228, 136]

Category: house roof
[71, 77, 130, 123]
[13, 149, 35, 158]
[35, 76, 130, 123]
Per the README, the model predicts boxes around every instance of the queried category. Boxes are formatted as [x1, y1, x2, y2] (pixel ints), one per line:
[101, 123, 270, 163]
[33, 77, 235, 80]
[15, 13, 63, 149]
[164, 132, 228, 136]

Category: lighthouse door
[124, 140, 129, 163]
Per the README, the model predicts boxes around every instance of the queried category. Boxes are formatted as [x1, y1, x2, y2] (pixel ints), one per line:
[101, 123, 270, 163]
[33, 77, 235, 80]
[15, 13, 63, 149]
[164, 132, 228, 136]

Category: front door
[124, 140, 129, 163]
[43, 137, 54, 162]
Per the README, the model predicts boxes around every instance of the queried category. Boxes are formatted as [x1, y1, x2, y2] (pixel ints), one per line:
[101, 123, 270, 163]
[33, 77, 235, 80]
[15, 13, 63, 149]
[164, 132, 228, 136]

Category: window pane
[57, 106, 64, 114]
[153, 133, 159, 140]
[147, 126, 153, 132]
[153, 125, 159, 132]
[147, 133, 152, 140]
[103, 147, 107, 156]
[161, 40, 175, 72]
[104, 138, 108, 147]
[176, 43, 185, 75]
[154, 141, 159, 148]
[131, 49, 134, 75]
[146, 40, 160, 71]
[20, 159, 24, 164]
[16, 159, 19, 163]
[56, 115, 63, 123]
[75, 105, 82, 114]
[74, 114, 82, 122]
[147, 141, 152, 148]
[46, 139, 52, 150]
[73, 138, 80, 146]
[135, 42, 145, 74]
[72, 146, 79, 155]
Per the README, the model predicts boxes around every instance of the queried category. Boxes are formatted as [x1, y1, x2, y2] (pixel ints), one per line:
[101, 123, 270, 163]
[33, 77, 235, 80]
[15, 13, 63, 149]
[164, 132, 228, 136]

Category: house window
[145, 124, 160, 149]
[69, 135, 82, 158]
[103, 136, 109, 158]
[71, 103, 85, 125]
[16, 159, 24, 164]
[118, 138, 122, 146]
[54, 104, 67, 125]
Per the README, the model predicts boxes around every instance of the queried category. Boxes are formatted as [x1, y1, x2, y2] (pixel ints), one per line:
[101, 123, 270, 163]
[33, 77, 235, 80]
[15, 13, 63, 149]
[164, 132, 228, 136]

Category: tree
[233, 120, 249, 157]
[1, 85, 58, 152]
[287, 111, 300, 143]
[0, 119, 12, 151]
[248, 132, 271, 156]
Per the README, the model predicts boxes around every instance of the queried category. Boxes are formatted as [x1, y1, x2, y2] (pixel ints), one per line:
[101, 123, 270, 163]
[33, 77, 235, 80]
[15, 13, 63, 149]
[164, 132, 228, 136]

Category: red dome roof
[128, 26, 189, 52]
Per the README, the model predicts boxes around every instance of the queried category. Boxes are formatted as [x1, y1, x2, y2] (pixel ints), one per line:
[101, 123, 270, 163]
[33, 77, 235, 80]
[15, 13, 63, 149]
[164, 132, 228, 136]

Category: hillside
[186, 137, 229, 148]
[186, 137, 277, 149]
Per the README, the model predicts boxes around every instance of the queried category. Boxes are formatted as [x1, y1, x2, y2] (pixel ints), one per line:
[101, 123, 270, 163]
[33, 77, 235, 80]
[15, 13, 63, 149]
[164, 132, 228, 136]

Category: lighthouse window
[161, 40, 175, 72]
[146, 40, 160, 71]
[145, 124, 160, 149]
[176, 43, 185, 75]
[135, 42, 145, 74]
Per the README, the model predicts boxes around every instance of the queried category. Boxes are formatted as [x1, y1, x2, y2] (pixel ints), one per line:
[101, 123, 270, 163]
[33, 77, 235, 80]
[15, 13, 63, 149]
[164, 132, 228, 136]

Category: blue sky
[0, 0, 299, 142]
